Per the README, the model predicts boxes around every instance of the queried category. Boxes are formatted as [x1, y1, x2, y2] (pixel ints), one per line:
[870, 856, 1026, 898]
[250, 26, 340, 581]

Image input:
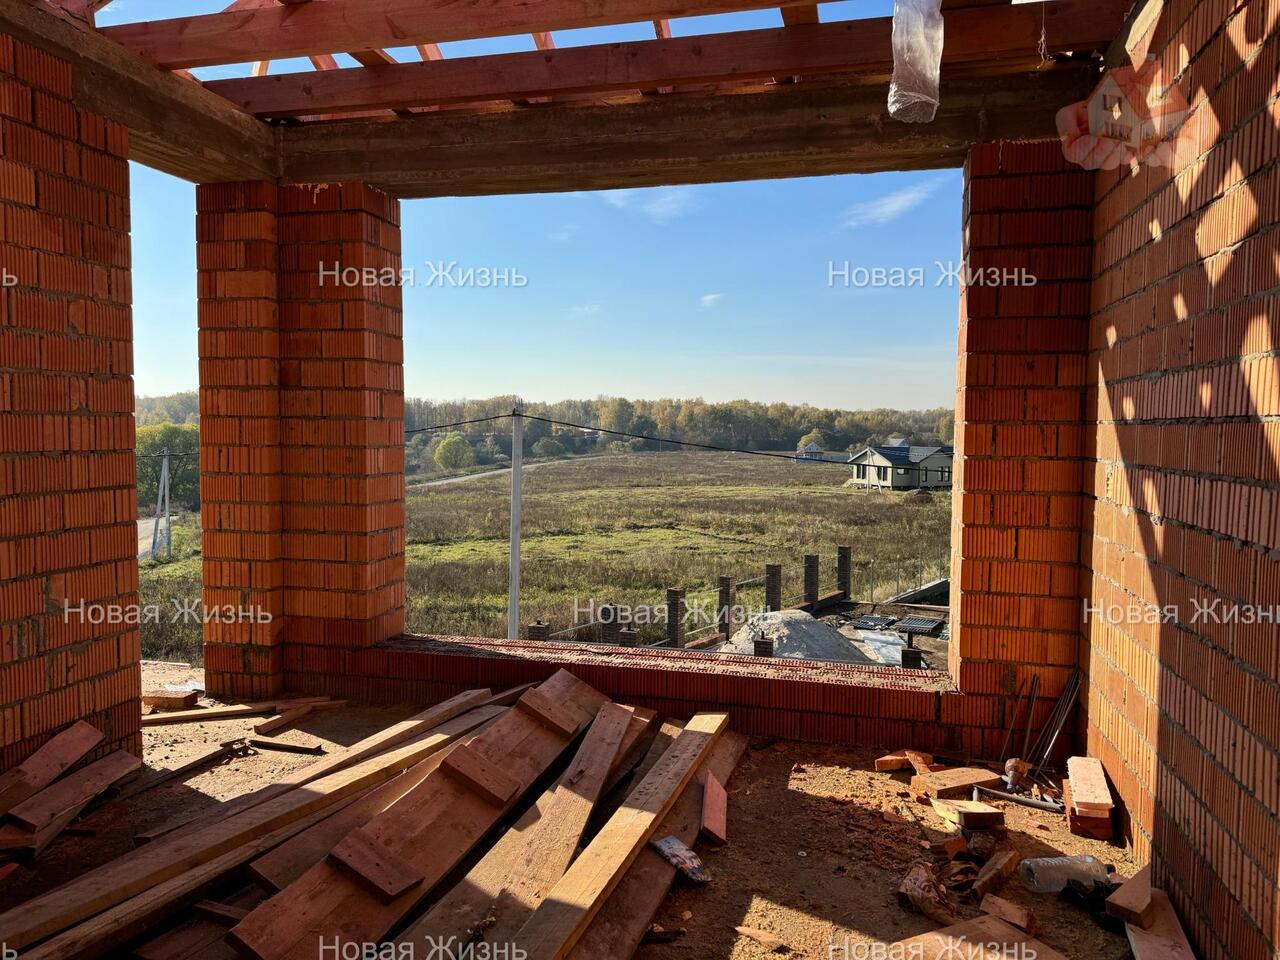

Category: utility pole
[150, 451, 171, 560]
[507, 402, 524, 640]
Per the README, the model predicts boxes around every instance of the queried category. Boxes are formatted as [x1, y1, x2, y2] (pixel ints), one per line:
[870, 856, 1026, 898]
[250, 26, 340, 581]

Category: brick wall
[951, 140, 1095, 758]
[1080, 3, 1280, 958]
[0, 36, 140, 769]
[198, 182, 405, 698]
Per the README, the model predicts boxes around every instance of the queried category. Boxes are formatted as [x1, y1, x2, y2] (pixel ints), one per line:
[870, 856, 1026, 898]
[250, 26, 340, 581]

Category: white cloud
[598, 186, 702, 224]
[700, 293, 723, 308]
[842, 178, 944, 229]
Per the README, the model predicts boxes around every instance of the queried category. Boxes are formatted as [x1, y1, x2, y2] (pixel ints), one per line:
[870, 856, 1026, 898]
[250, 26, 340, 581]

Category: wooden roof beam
[0, 0, 275, 182]
[278, 66, 1098, 198]
[101, 0, 829, 69]
[205, 1, 1122, 118]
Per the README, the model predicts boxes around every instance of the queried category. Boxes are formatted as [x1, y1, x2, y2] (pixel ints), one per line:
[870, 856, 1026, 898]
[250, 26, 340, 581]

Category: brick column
[198, 182, 405, 698]
[0, 36, 140, 767]
[950, 140, 1093, 757]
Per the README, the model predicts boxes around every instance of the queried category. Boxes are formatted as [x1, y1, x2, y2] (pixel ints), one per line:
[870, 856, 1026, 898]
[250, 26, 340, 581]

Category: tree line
[135, 391, 954, 500]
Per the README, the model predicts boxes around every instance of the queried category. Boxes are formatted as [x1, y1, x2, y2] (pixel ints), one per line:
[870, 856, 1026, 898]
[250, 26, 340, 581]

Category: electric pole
[507, 402, 524, 640]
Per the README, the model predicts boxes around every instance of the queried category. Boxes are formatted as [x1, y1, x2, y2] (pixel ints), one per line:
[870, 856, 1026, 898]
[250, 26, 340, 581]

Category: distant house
[847, 439, 953, 490]
[796, 441, 826, 462]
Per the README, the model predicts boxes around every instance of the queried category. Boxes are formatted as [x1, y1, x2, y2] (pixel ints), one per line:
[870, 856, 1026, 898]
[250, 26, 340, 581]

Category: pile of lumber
[0, 722, 141, 862]
[0, 669, 747, 960]
[1064, 756, 1113, 839]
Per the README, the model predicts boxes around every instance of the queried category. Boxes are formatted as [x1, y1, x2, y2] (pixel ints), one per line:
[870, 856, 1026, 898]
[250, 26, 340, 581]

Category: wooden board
[329, 830, 424, 901]
[229, 670, 605, 960]
[0, 796, 93, 859]
[515, 687, 580, 737]
[0, 705, 504, 951]
[566, 731, 748, 960]
[143, 690, 200, 710]
[1106, 864, 1155, 929]
[140, 698, 330, 727]
[932, 798, 1004, 830]
[980, 894, 1038, 934]
[194, 900, 249, 925]
[973, 848, 1021, 898]
[1066, 757, 1113, 812]
[511, 712, 729, 960]
[0, 721, 102, 815]
[396, 701, 637, 949]
[700, 773, 728, 844]
[253, 706, 312, 737]
[1126, 890, 1196, 960]
[910, 767, 1003, 799]
[438, 743, 521, 805]
[248, 738, 324, 755]
[136, 687, 498, 842]
[7, 750, 141, 831]
[20, 797, 366, 960]
[894, 915, 1068, 960]
[248, 731, 492, 891]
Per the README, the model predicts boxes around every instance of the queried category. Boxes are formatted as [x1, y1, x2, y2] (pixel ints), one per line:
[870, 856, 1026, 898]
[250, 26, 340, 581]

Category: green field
[139, 452, 953, 658]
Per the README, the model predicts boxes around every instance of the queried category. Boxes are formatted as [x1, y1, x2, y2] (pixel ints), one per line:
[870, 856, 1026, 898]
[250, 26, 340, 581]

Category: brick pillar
[665, 588, 685, 647]
[803, 554, 819, 604]
[716, 576, 735, 636]
[525, 621, 549, 641]
[764, 564, 782, 612]
[598, 603, 620, 644]
[198, 182, 405, 698]
[950, 140, 1093, 757]
[0, 36, 141, 767]
[836, 545, 852, 598]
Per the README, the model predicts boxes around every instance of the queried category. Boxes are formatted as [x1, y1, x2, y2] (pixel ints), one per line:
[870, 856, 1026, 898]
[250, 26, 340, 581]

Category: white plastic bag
[888, 0, 944, 123]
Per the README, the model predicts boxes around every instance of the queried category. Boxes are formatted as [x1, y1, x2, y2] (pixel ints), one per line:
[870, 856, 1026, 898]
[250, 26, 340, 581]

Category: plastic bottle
[1019, 855, 1111, 894]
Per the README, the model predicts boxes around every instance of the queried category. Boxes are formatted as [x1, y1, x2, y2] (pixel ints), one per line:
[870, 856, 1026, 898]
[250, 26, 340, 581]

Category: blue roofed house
[847, 438, 953, 490]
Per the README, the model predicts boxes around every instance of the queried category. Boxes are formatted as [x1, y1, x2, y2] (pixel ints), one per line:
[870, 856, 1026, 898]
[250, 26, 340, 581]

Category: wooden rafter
[204, 2, 1121, 119]
[101, 0, 829, 68]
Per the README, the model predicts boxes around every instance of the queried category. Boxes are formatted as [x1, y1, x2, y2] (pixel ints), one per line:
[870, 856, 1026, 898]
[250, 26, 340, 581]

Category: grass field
[139, 451, 953, 658]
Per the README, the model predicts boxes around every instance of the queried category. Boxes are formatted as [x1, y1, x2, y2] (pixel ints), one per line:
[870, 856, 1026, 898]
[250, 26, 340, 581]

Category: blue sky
[115, 0, 963, 409]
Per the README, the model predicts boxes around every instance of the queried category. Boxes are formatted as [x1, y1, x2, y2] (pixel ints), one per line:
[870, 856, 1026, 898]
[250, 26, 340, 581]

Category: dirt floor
[1, 663, 1140, 960]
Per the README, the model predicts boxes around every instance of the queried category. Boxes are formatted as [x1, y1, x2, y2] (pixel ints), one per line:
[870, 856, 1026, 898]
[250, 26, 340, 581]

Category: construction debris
[972, 846, 1021, 898]
[932, 798, 1003, 830]
[1125, 889, 1196, 960]
[735, 925, 792, 952]
[910, 767, 1003, 799]
[141, 689, 200, 711]
[897, 860, 956, 924]
[650, 835, 711, 884]
[1105, 864, 1155, 928]
[980, 893, 1039, 934]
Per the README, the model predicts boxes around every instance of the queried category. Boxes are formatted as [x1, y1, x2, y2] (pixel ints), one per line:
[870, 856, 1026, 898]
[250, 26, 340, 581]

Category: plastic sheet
[888, 0, 944, 123]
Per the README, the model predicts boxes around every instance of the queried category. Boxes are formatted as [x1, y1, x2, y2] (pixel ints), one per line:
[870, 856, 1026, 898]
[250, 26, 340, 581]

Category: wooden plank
[0, 721, 102, 815]
[565, 731, 748, 960]
[248, 737, 324, 755]
[253, 706, 313, 737]
[780, 4, 819, 26]
[1066, 757, 1113, 811]
[911, 767, 1003, 799]
[329, 830, 424, 901]
[515, 687, 581, 738]
[136, 688, 496, 842]
[0, 796, 93, 859]
[438, 743, 521, 805]
[396, 701, 638, 949]
[598, 706, 660, 798]
[894, 916, 1068, 960]
[279, 67, 1098, 198]
[0, 705, 504, 951]
[141, 698, 329, 727]
[248, 726, 496, 891]
[972, 847, 1021, 898]
[20, 798, 366, 960]
[932, 798, 1004, 830]
[8, 750, 141, 831]
[228, 670, 606, 960]
[511, 712, 729, 960]
[204, 4, 1120, 118]
[193, 900, 250, 925]
[700, 773, 728, 844]
[0, 0, 276, 183]
[1107, 865, 1156, 929]
[143, 690, 200, 710]
[1126, 889, 1196, 960]
[979, 894, 1038, 935]
[103, 0, 860, 68]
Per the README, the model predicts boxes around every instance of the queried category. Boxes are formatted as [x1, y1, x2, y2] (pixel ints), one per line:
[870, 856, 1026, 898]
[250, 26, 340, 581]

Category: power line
[404, 414, 511, 437]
